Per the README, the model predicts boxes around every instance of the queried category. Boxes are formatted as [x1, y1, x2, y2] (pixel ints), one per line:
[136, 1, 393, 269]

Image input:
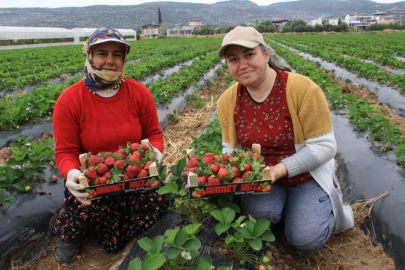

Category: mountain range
[0, 0, 404, 30]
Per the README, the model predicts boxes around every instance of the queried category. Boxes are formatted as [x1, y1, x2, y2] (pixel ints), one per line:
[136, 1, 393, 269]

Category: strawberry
[258, 265, 266, 270]
[198, 176, 207, 185]
[51, 175, 59, 182]
[88, 155, 102, 165]
[103, 151, 111, 157]
[218, 168, 229, 179]
[85, 167, 97, 179]
[104, 157, 116, 168]
[90, 191, 97, 197]
[132, 151, 142, 159]
[93, 178, 100, 185]
[243, 163, 252, 172]
[207, 176, 221, 186]
[201, 157, 214, 165]
[97, 164, 108, 175]
[199, 190, 206, 196]
[139, 144, 149, 152]
[204, 152, 215, 158]
[187, 167, 198, 173]
[192, 191, 201, 198]
[121, 174, 129, 181]
[253, 153, 262, 159]
[232, 177, 243, 183]
[180, 171, 188, 178]
[127, 165, 141, 179]
[210, 164, 219, 173]
[115, 160, 125, 171]
[258, 185, 265, 192]
[138, 169, 148, 178]
[246, 151, 253, 157]
[80, 158, 87, 169]
[144, 161, 154, 170]
[150, 180, 159, 187]
[232, 166, 241, 177]
[219, 163, 225, 168]
[262, 186, 271, 192]
[242, 171, 253, 181]
[146, 181, 152, 187]
[187, 159, 198, 168]
[130, 143, 143, 153]
[129, 155, 140, 163]
[98, 176, 108, 184]
[102, 171, 111, 179]
[117, 148, 126, 160]
[185, 184, 188, 189]
[222, 154, 230, 162]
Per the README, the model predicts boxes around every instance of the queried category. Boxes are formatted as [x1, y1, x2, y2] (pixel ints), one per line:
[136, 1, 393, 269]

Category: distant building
[373, 11, 405, 25]
[188, 20, 202, 29]
[308, 17, 325, 26]
[141, 24, 159, 38]
[167, 26, 193, 36]
[272, 20, 289, 32]
[328, 17, 340, 26]
[344, 14, 373, 31]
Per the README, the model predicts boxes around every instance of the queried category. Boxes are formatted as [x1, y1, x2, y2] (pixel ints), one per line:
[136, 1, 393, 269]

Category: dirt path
[8, 68, 398, 270]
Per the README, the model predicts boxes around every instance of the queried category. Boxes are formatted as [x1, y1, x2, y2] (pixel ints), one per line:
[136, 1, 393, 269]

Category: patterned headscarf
[83, 27, 131, 92]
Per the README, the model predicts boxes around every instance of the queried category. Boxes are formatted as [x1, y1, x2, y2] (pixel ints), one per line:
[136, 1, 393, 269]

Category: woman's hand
[66, 170, 91, 205]
[268, 163, 288, 184]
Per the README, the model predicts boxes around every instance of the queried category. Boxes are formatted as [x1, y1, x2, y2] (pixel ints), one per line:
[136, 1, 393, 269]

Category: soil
[3, 68, 400, 270]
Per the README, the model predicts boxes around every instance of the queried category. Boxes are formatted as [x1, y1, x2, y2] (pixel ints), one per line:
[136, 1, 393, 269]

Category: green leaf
[225, 234, 236, 244]
[247, 238, 262, 250]
[153, 235, 164, 254]
[183, 223, 201, 235]
[210, 209, 225, 224]
[177, 158, 187, 175]
[128, 257, 143, 270]
[179, 188, 188, 196]
[12, 183, 26, 192]
[5, 167, 16, 183]
[6, 158, 19, 166]
[183, 239, 201, 250]
[196, 263, 212, 270]
[157, 183, 178, 195]
[253, 219, 270, 237]
[142, 254, 166, 270]
[217, 267, 233, 270]
[174, 229, 187, 247]
[185, 265, 198, 270]
[260, 230, 275, 242]
[0, 174, 6, 181]
[239, 226, 254, 239]
[31, 142, 39, 152]
[137, 238, 155, 254]
[215, 223, 230, 235]
[223, 207, 236, 224]
[197, 255, 212, 265]
[165, 246, 180, 260]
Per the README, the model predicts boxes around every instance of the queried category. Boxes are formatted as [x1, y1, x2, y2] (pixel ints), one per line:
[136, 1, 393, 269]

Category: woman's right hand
[268, 163, 288, 184]
[66, 170, 91, 205]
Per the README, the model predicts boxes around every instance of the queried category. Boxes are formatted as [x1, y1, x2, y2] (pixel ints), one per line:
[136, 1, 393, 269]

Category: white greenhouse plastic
[0, 26, 137, 43]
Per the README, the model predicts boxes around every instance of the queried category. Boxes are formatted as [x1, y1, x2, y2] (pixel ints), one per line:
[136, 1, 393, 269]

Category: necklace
[85, 75, 126, 95]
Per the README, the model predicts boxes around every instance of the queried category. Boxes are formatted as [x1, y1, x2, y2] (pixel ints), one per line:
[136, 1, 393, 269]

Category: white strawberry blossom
[181, 250, 192, 260]
[240, 223, 246, 228]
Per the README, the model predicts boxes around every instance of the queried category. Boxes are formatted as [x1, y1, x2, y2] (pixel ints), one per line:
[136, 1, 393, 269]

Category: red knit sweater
[53, 78, 163, 179]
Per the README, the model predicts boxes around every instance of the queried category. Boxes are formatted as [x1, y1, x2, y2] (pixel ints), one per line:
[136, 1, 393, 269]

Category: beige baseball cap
[218, 26, 266, 57]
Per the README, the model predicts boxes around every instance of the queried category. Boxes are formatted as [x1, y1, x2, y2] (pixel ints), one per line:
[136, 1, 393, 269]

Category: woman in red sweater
[52, 27, 167, 263]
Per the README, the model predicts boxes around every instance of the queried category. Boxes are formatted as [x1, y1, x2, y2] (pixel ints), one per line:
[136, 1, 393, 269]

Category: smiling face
[91, 41, 125, 72]
[225, 45, 270, 89]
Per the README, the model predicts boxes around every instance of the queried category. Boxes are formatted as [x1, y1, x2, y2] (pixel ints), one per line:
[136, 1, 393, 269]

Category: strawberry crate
[186, 144, 272, 199]
[78, 139, 163, 201]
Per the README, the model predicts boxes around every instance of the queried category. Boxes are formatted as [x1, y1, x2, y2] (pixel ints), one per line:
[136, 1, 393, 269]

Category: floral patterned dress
[234, 69, 312, 187]
[54, 187, 167, 253]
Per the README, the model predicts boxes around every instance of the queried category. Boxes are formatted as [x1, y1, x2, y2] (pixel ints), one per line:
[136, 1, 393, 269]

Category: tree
[158, 8, 163, 26]
[256, 20, 277, 33]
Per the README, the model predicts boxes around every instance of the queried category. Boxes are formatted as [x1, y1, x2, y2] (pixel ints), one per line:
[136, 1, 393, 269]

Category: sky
[0, 0, 402, 8]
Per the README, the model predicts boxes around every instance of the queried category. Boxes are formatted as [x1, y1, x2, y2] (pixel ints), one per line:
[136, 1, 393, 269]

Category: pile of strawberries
[184, 149, 267, 187]
[80, 142, 158, 186]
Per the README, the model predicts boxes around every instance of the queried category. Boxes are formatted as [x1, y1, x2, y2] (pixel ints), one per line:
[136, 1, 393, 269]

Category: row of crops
[264, 35, 405, 167]
[268, 32, 405, 94]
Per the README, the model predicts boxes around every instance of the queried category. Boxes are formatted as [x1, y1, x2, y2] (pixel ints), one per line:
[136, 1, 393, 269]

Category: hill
[0, 0, 404, 29]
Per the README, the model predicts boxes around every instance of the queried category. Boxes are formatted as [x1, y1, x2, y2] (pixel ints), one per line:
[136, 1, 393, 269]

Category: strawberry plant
[0, 187, 13, 206]
[128, 223, 233, 270]
[210, 207, 275, 267]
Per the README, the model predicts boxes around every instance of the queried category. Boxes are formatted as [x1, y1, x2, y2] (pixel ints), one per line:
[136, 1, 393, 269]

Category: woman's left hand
[152, 146, 163, 165]
[268, 163, 288, 184]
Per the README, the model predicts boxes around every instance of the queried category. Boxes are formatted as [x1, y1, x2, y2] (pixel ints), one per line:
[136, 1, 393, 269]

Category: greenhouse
[0, 26, 136, 46]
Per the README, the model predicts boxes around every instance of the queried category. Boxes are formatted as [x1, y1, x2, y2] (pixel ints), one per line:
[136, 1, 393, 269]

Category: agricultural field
[0, 32, 404, 270]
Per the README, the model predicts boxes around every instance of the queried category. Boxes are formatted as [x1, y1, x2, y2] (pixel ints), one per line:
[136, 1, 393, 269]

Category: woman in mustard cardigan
[217, 26, 354, 251]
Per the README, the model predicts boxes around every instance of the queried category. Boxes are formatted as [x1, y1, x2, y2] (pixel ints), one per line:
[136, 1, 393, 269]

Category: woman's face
[225, 45, 270, 89]
[91, 42, 125, 72]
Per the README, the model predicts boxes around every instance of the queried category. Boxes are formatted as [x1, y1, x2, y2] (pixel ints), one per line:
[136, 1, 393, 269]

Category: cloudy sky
[0, 0, 402, 8]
